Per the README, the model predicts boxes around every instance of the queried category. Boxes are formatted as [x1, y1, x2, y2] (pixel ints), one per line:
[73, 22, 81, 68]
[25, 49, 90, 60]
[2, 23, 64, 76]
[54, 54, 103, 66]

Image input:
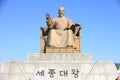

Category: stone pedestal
[28, 53, 92, 61]
[0, 53, 118, 80]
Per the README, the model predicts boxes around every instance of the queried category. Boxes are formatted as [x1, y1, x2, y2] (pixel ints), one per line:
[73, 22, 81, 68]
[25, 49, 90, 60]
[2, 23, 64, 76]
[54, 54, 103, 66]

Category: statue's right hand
[46, 13, 50, 20]
[64, 27, 70, 30]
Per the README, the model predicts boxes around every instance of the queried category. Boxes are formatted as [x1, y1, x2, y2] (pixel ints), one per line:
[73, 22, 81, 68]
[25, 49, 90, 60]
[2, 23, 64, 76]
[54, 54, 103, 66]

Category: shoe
[66, 45, 73, 47]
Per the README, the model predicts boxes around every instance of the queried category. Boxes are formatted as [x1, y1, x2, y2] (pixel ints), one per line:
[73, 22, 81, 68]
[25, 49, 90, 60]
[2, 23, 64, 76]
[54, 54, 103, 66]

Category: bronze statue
[46, 6, 81, 48]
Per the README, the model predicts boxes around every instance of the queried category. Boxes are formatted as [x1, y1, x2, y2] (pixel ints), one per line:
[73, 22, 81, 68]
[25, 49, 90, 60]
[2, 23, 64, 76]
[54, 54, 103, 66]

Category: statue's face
[59, 9, 64, 17]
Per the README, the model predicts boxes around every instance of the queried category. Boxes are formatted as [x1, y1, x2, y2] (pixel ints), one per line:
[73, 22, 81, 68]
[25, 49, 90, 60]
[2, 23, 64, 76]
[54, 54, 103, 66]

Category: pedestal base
[0, 53, 118, 80]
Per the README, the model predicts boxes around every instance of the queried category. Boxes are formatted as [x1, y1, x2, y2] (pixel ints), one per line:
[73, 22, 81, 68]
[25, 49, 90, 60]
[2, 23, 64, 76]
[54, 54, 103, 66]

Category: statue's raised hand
[46, 13, 51, 20]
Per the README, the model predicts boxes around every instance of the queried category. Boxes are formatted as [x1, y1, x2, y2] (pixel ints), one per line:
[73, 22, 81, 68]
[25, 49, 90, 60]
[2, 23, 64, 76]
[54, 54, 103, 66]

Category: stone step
[46, 47, 80, 53]
[28, 53, 92, 61]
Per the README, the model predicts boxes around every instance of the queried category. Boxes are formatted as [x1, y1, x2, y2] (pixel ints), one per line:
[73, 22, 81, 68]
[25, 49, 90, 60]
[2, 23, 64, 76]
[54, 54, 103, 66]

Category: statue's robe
[46, 16, 75, 47]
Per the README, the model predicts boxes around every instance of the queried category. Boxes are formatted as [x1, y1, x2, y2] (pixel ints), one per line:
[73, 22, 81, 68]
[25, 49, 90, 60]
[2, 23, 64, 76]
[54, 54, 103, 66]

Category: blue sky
[0, 0, 120, 63]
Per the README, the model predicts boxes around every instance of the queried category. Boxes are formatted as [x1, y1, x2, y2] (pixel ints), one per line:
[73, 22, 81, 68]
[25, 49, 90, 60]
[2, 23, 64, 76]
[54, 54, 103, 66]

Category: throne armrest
[74, 26, 82, 36]
[40, 27, 51, 36]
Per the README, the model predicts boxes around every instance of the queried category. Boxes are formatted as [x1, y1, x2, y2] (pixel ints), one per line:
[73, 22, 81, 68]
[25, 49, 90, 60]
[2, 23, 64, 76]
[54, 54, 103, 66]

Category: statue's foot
[66, 45, 73, 47]
[74, 47, 76, 49]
